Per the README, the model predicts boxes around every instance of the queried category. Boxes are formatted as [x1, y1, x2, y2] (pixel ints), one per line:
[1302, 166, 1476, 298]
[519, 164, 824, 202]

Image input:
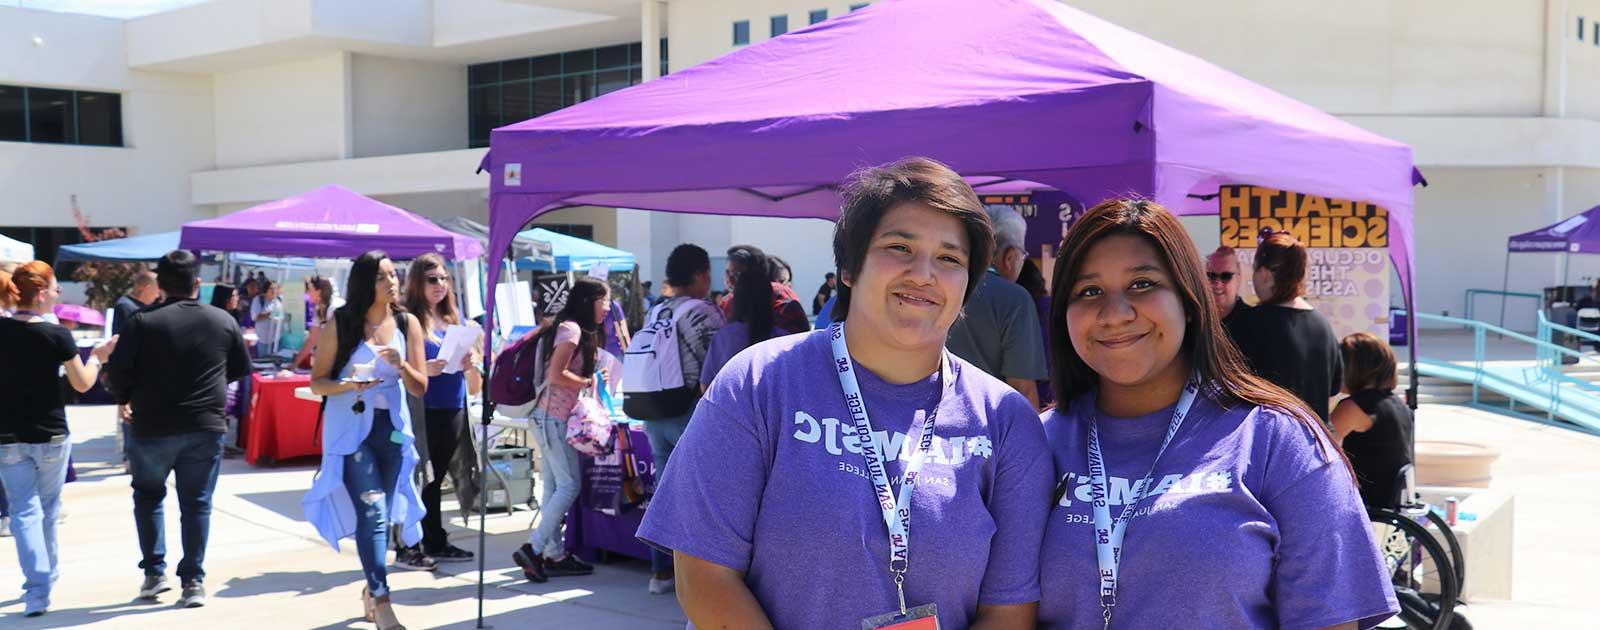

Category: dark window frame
[0, 84, 123, 147]
[771, 15, 789, 37]
[467, 39, 668, 148]
[810, 9, 828, 24]
[733, 20, 750, 45]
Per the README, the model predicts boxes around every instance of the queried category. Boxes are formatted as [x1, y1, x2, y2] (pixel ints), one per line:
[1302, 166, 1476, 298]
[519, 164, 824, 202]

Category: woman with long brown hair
[1036, 200, 1394, 629]
[1224, 230, 1344, 427]
[401, 254, 480, 564]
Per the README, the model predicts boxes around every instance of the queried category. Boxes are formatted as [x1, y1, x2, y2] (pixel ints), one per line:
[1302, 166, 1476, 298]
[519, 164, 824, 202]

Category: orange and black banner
[1218, 185, 1388, 249]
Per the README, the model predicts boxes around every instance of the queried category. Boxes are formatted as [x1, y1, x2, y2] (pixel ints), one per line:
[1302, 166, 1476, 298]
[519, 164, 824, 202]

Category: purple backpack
[488, 327, 546, 415]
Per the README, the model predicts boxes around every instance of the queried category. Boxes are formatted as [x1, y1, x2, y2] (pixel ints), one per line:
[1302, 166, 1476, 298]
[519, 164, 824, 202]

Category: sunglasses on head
[1206, 272, 1236, 282]
[425, 275, 449, 285]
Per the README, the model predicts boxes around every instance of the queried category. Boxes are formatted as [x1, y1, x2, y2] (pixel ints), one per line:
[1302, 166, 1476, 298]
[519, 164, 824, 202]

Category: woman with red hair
[0, 261, 116, 616]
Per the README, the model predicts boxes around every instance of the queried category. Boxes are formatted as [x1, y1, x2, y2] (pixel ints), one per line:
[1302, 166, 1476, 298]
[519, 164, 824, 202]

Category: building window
[1581, 17, 1587, 41]
[771, 15, 789, 37]
[810, 9, 828, 24]
[467, 40, 668, 148]
[850, 3, 869, 11]
[534, 223, 594, 241]
[733, 20, 750, 45]
[0, 85, 122, 147]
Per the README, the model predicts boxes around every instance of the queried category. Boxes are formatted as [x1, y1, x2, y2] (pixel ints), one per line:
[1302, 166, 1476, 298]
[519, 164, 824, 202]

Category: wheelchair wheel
[1370, 507, 1458, 630]
[1424, 508, 1467, 593]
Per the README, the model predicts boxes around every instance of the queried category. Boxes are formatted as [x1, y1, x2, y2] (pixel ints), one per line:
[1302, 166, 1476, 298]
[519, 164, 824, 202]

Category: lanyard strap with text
[828, 322, 952, 617]
[1088, 373, 1201, 630]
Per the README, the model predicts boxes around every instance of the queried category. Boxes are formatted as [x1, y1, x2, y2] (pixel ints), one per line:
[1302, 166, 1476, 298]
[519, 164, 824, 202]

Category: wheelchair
[1366, 464, 1470, 630]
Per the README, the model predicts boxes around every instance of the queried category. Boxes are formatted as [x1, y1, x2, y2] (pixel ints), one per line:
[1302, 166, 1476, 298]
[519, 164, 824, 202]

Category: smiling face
[843, 202, 971, 353]
[1065, 234, 1190, 395]
[1205, 253, 1241, 311]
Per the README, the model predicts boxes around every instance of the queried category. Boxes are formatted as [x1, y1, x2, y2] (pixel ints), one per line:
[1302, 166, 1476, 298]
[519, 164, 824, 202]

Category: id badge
[861, 603, 939, 630]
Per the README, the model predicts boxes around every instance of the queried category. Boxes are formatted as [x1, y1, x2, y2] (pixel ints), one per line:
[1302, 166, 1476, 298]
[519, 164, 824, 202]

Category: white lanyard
[828, 322, 952, 617]
[1088, 374, 1201, 630]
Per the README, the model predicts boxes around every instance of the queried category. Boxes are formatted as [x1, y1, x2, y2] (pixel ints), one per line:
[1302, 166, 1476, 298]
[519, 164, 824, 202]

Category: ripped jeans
[344, 410, 404, 597]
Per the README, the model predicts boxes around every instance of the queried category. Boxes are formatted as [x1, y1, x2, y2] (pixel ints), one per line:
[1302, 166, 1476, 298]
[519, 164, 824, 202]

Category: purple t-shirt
[638, 330, 1052, 629]
[698, 322, 788, 387]
[1037, 387, 1398, 630]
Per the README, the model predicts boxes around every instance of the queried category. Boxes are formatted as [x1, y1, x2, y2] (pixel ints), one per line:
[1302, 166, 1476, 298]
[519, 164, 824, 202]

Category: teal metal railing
[1462, 289, 1542, 328]
[1404, 310, 1600, 434]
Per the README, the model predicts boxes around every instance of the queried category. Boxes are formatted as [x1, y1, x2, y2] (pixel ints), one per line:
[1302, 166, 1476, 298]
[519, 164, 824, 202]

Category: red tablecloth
[245, 373, 320, 465]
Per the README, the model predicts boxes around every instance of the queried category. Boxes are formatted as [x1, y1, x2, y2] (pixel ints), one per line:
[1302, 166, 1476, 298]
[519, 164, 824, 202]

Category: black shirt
[1345, 389, 1415, 508]
[104, 298, 252, 437]
[1224, 304, 1343, 426]
[0, 318, 79, 442]
[112, 294, 148, 336]
[1221, 296, 1250, 324]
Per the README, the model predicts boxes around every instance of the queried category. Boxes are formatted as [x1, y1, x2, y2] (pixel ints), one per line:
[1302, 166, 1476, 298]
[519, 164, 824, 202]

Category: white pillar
[642, 0, 663, 82]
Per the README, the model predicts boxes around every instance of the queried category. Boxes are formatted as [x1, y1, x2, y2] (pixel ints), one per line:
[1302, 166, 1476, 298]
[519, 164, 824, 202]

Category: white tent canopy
[0, 233, 34, 264]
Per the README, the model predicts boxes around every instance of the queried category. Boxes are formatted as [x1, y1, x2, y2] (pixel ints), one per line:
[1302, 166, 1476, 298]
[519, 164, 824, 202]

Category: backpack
[488, 326, 548, 417]
[621, 300, 699, 419]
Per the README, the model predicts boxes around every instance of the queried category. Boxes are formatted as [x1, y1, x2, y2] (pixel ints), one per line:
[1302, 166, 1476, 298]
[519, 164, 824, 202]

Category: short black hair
[665, 244, 710, 289]
[155, 250, 200, 297]
[831, 157, 993, 321]
[825, 272, 836, 279]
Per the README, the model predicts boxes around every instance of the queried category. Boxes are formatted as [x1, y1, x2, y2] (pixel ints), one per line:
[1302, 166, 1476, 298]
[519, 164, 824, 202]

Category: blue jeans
[643, 412, 692, 575]
[529, 408, 580, 560]
[0, 440, 72, 612]
[344, 411, 404, 597]
[128, 431, 225, 582]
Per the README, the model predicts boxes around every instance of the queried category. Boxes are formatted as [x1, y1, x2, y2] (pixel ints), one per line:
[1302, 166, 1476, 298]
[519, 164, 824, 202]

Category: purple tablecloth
[564, 425, 657, 562]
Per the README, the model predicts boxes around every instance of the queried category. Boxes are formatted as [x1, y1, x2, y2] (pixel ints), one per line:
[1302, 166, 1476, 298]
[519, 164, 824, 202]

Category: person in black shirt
[1332, 332, 1415, 508]
[812, 272, 836, 315]
[1205, 246, 1250, 323]
[1224, 231, 1343, 427]
[0, 261, 115, 617]
[103, 250, 250, 609]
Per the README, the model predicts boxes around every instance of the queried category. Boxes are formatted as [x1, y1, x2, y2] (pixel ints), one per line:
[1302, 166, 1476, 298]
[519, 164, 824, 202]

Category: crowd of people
[0, 155, 1420, 628]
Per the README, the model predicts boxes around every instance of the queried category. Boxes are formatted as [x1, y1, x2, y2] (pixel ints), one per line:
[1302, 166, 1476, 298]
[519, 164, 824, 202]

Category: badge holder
[861, 571, 939, 630]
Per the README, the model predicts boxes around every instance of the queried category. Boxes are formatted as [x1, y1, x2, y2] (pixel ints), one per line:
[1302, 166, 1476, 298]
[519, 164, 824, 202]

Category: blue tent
[57, 231, 315, 268]
[515, 227, 635, 273]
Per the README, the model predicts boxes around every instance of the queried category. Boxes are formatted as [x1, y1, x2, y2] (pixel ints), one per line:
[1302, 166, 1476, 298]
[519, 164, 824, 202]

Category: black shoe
[425, 543, 474, 563]
[139, 574, 171, 600]
[178, 581, 206, 608]
[394, 545, 437, 571]
[512, 544, 548, 583]
[543, 553, 594, 577]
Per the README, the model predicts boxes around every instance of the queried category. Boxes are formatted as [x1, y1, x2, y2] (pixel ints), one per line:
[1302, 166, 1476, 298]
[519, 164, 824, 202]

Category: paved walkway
[2, 404, 1597, 627]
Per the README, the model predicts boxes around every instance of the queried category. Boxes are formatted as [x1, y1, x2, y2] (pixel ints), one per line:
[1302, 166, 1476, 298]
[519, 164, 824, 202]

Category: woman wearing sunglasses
[305, 250, 428, 630]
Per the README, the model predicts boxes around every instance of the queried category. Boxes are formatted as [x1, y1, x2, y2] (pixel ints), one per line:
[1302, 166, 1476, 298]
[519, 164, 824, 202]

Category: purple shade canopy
[484, 0, 1419, 324]
[181, 185, 484, 261]
[1508, 205, 1600, 254]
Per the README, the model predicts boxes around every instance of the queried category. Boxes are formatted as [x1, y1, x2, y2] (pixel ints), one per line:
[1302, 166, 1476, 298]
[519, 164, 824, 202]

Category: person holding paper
[401, 253, 480, 564]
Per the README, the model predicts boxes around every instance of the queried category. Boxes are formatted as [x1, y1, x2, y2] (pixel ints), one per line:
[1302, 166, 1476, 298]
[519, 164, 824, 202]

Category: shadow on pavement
[214, 568, 366, 599]
[9, 596, 192, 629]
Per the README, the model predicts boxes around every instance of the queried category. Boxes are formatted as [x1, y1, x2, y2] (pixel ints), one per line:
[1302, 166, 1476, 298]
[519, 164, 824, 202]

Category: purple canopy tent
[474, 0, 1423, 619]
[481, 0, 1422, 375]
[180, 185, 484, 261]
[1500, 204, 1600, 324]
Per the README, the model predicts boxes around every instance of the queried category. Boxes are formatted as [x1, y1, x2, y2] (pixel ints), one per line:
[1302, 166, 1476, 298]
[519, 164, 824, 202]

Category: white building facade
[2, 0, 1598, 330]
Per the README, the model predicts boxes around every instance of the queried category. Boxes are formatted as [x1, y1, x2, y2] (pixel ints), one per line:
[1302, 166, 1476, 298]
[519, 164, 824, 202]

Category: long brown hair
[1254, 231, 1308, 305]
[1048, 199, 1346, 470]
[403, 253, 460, 332]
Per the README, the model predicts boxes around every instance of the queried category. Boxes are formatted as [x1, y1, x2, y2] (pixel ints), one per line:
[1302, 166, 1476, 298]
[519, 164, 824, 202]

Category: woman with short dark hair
[1331, 332, 1414, 508]
[1037, 200, 1395, 629]
[640, 157, 1051, 629]
[1223, 230, 1343, 426]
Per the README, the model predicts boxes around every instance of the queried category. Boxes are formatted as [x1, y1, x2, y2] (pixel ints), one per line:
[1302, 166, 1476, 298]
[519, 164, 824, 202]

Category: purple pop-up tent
[181, 185, 484, 261]
[1498, 205, 1600, 323]
[482, 0, 1420, 341]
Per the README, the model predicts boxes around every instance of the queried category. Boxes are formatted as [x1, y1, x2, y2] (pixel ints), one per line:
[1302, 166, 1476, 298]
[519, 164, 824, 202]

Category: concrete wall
[0, 6, 214, 233]
[669, 1, 870, 68]
[350, 54, 466, 159]
[212, 52, 350, 169]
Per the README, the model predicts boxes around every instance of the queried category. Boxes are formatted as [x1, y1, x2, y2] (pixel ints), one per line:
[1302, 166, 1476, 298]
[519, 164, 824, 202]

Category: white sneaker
[648, 577, 675, 595]
[0, 515, 10, 537]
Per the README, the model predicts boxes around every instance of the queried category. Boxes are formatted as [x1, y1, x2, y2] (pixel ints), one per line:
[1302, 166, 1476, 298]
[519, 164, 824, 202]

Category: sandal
[372, 593, 407, 630]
